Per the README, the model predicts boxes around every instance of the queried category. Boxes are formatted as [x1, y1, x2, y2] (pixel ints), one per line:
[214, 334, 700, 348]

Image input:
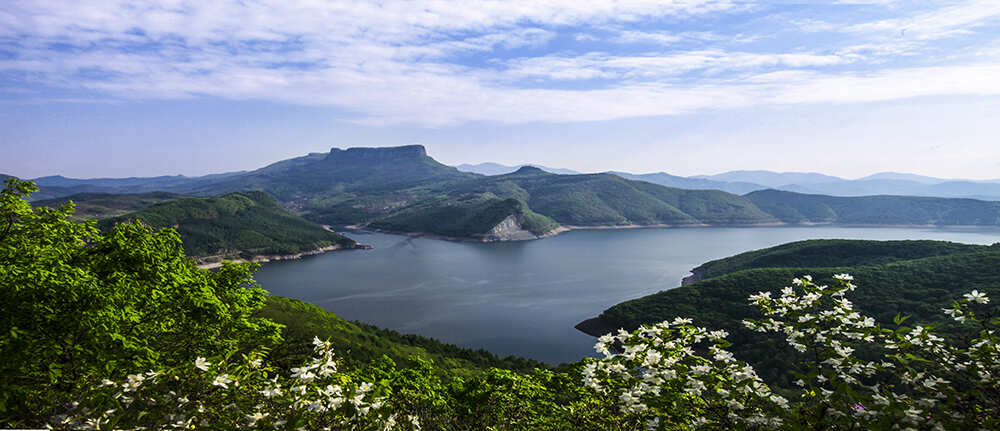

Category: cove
[254, 226, 1000, 364]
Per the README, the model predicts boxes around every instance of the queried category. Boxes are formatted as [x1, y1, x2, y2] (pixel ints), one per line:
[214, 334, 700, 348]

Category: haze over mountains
[458, 164, 1000, 201]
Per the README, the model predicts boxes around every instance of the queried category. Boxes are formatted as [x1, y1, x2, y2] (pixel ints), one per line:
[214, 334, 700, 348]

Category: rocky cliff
[482, 214, 540, 241]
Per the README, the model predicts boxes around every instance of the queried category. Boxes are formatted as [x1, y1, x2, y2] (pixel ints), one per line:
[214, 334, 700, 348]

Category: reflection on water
[254, 226, 1000, 364]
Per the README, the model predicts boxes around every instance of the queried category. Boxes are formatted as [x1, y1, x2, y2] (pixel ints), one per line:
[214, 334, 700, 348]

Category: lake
[254, 226, 1000, 364]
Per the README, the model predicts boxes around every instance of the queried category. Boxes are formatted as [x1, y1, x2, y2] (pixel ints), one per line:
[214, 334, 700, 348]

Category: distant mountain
[694, 170, 1000, 200]
[11, 171, 245, 202]
[100, 191, 358, 260]
[692, 170, 844, 187]
[33, 192, 186, 219]
[776, 179, 1000, 201]
[609, 171, 766, 195]
[857, 172, 950, 184]
[455, 162, 580, 176]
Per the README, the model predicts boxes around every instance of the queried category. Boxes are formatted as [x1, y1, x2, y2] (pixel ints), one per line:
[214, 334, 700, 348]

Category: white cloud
[1, 0, 1000, 127]
[848, 1, 1000, 40]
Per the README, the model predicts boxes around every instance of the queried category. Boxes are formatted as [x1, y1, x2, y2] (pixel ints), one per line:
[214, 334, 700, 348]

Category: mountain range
[454, 164, 1000, 200]
[8, 145, 1000, 242]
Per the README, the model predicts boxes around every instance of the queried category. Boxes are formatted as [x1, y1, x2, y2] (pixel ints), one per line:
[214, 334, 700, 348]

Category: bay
[254, 226, 1000, 364]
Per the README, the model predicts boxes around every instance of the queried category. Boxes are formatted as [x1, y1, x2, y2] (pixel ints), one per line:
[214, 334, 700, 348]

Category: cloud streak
[1, 0, 999, 125]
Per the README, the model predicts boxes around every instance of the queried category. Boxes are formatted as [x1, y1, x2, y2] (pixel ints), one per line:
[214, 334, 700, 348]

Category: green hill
[100, 191, 358, 260]
[746, 189, 1000, 225]
[688, 239, 989, 281]
[33, 191, 186, 219]
[585, 240, 1000, 386]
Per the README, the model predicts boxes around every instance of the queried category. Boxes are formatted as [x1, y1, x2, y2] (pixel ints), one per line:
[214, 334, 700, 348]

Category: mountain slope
[746, 189, 1000, 225]
[100, 191, 359, 259]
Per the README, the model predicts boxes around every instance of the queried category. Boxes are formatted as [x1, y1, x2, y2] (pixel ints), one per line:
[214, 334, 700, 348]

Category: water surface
[255, 226, 1000, 364]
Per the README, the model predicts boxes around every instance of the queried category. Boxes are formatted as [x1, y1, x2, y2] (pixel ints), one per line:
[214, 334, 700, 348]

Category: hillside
[747, 189, 1000, 225]
[684, 239, 989, 283]
[259, 296, 545, 377]
[32, 191, 186, 219]
[99, 191, 359, 260]
[581, 240, 1000, 386]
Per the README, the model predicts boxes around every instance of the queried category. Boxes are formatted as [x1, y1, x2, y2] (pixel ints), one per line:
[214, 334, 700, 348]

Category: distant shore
[196, 242, 372, 269]
[337, 220, 1000, 245]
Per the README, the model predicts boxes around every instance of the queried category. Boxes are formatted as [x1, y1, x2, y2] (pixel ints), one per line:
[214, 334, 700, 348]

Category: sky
[2, 0, 1000, 180]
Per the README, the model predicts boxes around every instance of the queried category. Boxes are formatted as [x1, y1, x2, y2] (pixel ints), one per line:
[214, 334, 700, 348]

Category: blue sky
[2, 1, 1000, 179]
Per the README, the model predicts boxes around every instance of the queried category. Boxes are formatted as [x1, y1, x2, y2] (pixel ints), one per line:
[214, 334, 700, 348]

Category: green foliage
[257, 296, 546, 378]
[0, 178, 281, 425]
[597, 240, 1000, 387]
[99, 191, 356, 259]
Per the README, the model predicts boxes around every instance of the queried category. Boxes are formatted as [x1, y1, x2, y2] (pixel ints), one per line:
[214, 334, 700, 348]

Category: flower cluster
[744, 274, 998, 430]
[48, 337, 420, 430]
[583, 317, 787, 429]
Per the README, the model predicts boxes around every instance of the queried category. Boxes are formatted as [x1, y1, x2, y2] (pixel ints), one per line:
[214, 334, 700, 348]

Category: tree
[0, 178, 281, 425]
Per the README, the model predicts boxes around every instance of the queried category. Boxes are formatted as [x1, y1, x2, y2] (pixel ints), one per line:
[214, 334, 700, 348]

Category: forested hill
[746, 189, 1000, 225]
[99, 191, 358, 260]
[582, 240, 1000, 386]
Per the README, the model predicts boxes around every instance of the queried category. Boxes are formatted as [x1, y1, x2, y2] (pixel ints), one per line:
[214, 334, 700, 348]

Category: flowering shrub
[587, 274, 997, 430]
[48, 337, 413, 430]
[582, 319, 787, 429]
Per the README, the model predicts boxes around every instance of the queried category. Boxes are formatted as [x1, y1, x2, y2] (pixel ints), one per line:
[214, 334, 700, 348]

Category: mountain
[21, 146, 1000, 241]
[579, 239, 1000, 386]
[857, 172, 950, 184]
[302, 164, 781, 240]
[99, 191, 359, 261]
[746, 189, 1000, 225]
[694, 170, 1000, 200]
[32, 192, 186, 219]
[177, 145, 475, 201]
[455, 162, 580, 176]
[609, 171, 766, 195]
[692, 170, 844, 187]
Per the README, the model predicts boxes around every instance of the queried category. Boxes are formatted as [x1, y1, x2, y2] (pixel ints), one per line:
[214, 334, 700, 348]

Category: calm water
[254, 226, 1000, 364]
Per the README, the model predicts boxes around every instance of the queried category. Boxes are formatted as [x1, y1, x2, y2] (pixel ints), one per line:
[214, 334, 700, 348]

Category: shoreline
[341, 221, 1000, 244]
[196, 242, 372, 269]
